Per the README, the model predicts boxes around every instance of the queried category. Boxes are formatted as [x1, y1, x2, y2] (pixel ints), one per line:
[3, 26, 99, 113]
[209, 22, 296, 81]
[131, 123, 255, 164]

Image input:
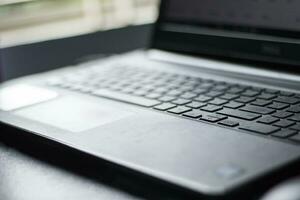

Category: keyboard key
[212, 85, 228, 91]
[177, 85, 193, 92]
[289, 134, 300, 143]
[242, 90, 260, 97]
[227, 87, 245, 94]
[154, 103, 176, 111]
[205, 91, 224, 97]
[272, 130, 297, 138]
[183, 110, 203, 118]
[274, 96, 300, 104]
[167, 106, 192, 114]
[121, 87, 136, 94]
[167, 89, 182, 96]
[290, 124, 300, 131]
[152, 87, 169, 93]
[279, 91, 294, 97]
[265, 89, 279, 94]
[251, 86, 263, 92]
[217, 108, 261, 120]
[208, 98, 228, 106]
[180, 92, 198, 99]
[159, 95, 176, 102]
[193, 88, 208, 94]
[93, 89, 161, 107]
[224, 102, 244, 109]
[267, 102, 289, 110]
[258, 116, 279, 124]
[172, 98, 191, 105]
[235, 96, 255, 103]
[200, 114, 227, 123]
[240, 105, 275, 115]
[288, 114, 300, 122]
[272, 111, 294, 119]
[139, 83, 155, 89]
[286, 105, 300, 113]
[198, 83, 214, 89]
[219, 94, 239, 100]
[239, 123, 279, 135]
[132, 90, 148, 96]
[186, 101, 207, 109]
[194, 95, 213, 102]
[218, 119, 239, 127]
[145, 93, 162, 99]
[201, 105, 223, 112]
[257, 93, 277, 100]
[251, 99, 271, 107]
[273, 120, 295, 128]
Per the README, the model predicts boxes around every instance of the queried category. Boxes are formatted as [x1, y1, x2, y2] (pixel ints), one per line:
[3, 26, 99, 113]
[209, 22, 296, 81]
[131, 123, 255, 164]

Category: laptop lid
[152, 0, 300, 73]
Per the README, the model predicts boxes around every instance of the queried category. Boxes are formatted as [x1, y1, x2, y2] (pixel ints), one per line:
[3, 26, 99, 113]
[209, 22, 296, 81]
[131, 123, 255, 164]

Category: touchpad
[15, 96, 133, 132]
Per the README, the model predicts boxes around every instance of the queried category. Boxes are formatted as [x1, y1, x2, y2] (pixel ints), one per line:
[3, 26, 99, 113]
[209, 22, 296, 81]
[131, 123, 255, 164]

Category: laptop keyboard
[47, 65, 300, 144]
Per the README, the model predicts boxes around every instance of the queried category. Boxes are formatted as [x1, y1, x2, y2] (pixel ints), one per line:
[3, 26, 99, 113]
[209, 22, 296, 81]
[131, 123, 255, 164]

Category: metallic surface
[1, 51, 300, 197]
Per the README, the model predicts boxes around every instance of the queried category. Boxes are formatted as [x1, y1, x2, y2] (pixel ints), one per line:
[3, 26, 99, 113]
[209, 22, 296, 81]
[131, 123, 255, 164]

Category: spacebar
[93, 89, 161, 107]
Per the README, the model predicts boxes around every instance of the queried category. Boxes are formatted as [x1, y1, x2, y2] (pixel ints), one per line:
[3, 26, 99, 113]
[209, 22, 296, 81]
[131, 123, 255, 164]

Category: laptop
[1, 0, 300, 198]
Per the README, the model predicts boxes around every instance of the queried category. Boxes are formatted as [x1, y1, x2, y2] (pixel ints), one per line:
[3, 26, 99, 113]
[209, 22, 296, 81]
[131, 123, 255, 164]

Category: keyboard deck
[47, 65, 300, 144]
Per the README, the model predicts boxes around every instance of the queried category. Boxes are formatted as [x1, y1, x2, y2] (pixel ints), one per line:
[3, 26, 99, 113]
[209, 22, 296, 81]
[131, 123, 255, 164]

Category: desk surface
[0, 142, 143, 200]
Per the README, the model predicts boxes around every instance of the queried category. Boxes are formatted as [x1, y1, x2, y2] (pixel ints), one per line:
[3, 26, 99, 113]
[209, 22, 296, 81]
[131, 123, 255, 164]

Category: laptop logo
[216, 164, 245, 180]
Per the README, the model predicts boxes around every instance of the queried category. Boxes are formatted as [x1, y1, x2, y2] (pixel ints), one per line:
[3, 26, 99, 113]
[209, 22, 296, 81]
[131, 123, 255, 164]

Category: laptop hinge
[147, 49, 300, 85]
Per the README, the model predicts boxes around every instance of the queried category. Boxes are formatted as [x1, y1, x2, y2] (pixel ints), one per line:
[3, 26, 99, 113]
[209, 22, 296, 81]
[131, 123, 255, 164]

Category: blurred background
[0, 0, 159, 48]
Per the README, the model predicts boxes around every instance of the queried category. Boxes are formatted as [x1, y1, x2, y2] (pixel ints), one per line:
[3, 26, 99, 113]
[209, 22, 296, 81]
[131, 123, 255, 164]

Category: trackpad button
[15, 96, 133, 132]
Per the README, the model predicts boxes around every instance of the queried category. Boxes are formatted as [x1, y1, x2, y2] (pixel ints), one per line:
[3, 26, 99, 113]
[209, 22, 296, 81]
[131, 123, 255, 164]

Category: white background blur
[0, 0, 159, 47]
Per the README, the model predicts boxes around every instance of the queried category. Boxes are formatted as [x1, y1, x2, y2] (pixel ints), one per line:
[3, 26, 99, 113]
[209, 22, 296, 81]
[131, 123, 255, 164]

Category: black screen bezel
[151, 0, 300, 74]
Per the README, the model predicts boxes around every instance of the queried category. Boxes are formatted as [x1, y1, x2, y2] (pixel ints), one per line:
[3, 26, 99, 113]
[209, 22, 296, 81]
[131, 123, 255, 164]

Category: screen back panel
[152, 0, 300, 69]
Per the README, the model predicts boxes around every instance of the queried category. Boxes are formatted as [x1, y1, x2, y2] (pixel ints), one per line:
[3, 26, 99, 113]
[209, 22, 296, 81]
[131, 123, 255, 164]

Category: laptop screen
[153, 0, 300, 67]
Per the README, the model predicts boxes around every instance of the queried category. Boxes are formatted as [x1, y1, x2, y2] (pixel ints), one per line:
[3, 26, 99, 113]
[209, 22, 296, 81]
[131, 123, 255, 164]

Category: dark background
[1, 24, 152, 81]
[165, 0, 300, 32]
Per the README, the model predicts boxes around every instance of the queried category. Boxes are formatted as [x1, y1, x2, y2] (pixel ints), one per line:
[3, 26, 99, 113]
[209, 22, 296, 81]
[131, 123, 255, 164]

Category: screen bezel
[151, 0, 300, 74]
